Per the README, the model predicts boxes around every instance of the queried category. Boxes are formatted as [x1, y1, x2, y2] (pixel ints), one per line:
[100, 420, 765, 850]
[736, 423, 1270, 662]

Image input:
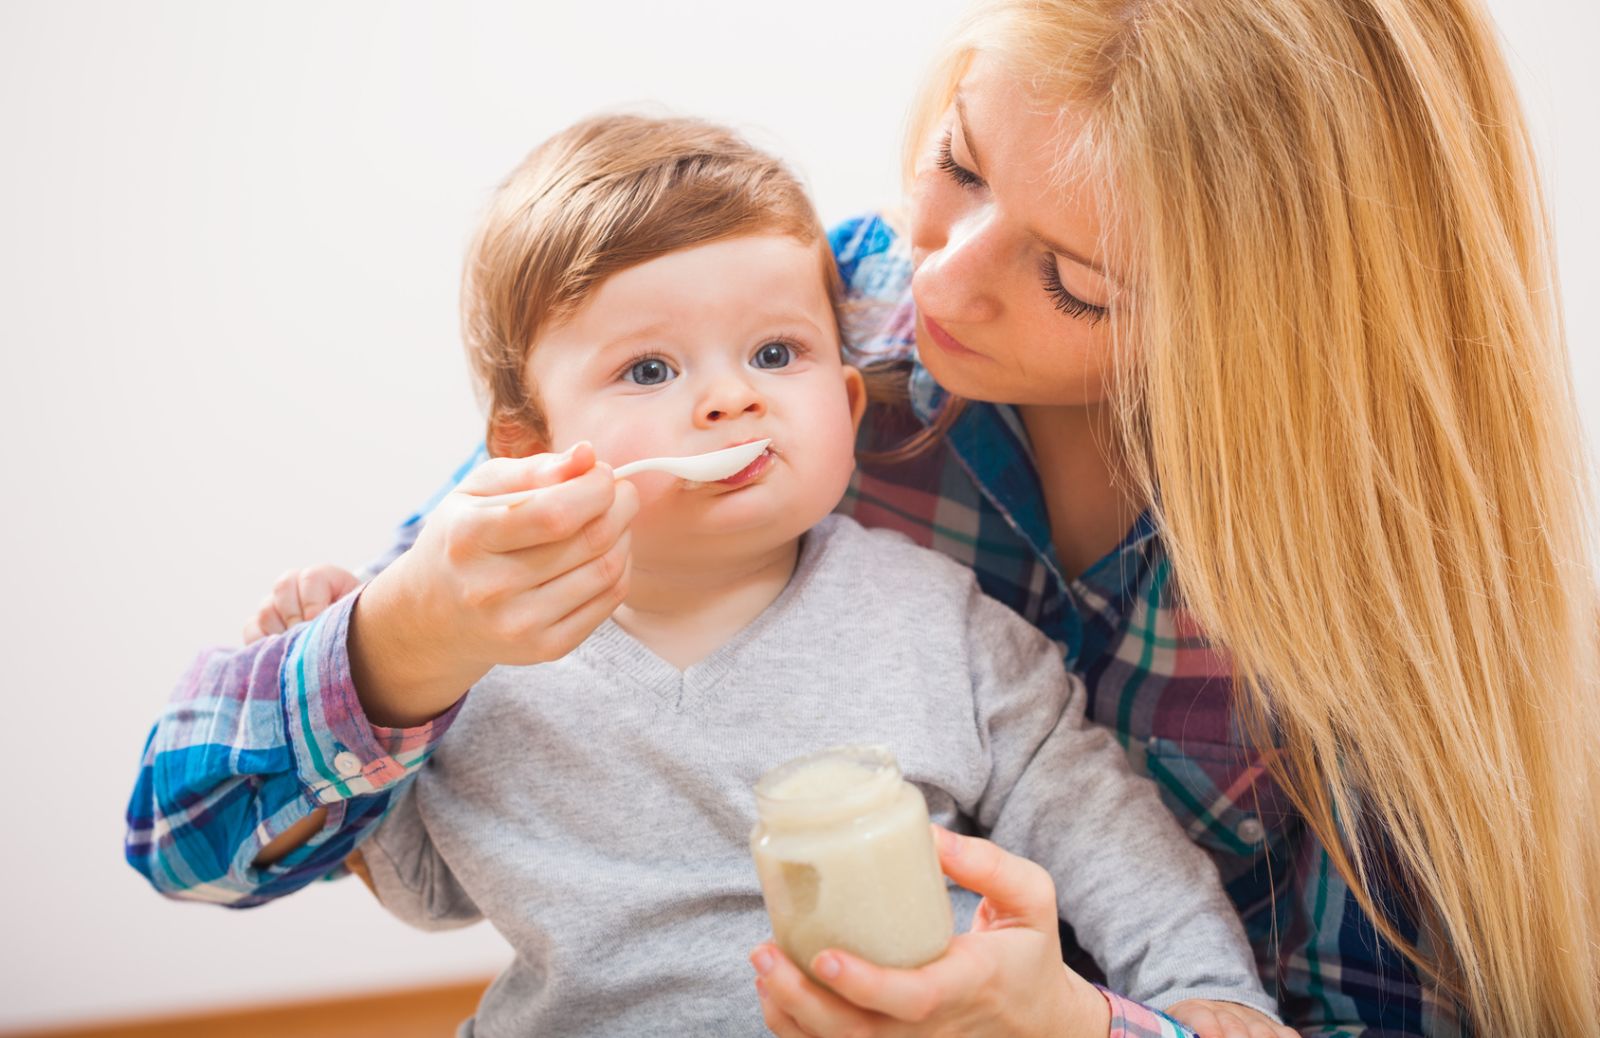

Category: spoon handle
[463, 464, 643, 510]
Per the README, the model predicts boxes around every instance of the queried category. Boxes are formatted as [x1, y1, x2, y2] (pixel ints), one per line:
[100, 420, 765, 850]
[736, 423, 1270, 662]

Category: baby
[128, 114, 1280, 1037]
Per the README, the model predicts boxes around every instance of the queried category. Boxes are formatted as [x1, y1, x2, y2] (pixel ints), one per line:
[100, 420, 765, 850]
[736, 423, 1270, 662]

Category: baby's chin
[632, 497, 832, 560]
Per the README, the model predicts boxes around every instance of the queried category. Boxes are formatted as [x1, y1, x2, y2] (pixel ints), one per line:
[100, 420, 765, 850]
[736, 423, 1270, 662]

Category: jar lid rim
[753, 744, 902, 821]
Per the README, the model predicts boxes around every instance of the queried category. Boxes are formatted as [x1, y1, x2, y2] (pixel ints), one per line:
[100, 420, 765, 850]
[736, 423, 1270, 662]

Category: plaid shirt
[125, 214, 1463, 1037]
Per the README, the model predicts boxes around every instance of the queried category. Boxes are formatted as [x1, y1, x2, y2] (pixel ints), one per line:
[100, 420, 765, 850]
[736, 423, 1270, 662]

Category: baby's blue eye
[625, 358, 676, 386]
[752, 342, 794, 370]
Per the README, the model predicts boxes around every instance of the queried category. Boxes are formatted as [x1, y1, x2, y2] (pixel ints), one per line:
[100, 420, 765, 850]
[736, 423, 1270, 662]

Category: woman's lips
[919, 313, 981, 358]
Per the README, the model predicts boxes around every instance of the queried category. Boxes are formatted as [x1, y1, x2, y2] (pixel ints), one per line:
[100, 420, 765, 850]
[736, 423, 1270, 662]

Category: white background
[0, 0, 1593, 1030]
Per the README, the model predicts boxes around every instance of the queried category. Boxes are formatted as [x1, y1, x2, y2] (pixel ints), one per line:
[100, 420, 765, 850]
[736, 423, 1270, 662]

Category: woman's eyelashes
[619, 339, 806, 385]
[1038, 255, 1109, 325]
[936, 132, 984, 189]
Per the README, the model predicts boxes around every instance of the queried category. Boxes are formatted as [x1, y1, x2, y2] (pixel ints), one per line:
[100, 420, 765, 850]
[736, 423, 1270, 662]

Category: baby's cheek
[809, 397, 862, 479]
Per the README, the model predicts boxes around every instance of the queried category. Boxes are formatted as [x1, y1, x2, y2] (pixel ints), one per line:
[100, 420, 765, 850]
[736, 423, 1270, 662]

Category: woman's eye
[1037, 255, 1110, 326]
[752, 341, 794, 369]
[624, 358, 676, 385]
[936, 132, 984, 190]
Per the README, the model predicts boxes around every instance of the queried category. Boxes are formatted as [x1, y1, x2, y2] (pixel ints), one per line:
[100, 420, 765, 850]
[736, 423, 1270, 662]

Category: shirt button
[1236, 817, 1266, 846]
[332, 751, 364, 778]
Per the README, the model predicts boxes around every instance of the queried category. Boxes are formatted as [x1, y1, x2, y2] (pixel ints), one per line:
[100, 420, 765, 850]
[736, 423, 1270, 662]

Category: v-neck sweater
[358, 514, 1272, 1037]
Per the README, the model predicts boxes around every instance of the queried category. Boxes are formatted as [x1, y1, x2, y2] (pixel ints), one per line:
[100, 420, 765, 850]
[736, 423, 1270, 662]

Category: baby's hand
[243, 564, 361, 643]
[1165, 999, 1296, 1038]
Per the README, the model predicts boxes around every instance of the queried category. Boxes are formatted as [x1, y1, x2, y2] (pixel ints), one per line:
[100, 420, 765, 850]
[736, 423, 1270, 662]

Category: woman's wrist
[348, 561, 484, 727]
[1060, 966, 1112, 1037]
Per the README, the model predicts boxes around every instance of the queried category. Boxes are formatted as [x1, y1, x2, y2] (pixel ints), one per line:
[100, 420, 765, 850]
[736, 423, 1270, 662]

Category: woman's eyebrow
[956, 90, 1116, 284]
[953, 93, 986, 174]
[1032, 231, 1109, 279]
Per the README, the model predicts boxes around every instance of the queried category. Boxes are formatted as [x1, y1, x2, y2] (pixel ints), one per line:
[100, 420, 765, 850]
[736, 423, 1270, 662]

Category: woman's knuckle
[459, 576, 493, 612]
[600, 546, 627, 584]
[442, 527, 474, 567]
[581, 512, 612, 553]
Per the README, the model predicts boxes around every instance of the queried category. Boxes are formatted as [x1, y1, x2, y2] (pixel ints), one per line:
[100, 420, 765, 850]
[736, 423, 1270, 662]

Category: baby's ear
[486, 411, 546, 459]
[842, 365, 868, 435]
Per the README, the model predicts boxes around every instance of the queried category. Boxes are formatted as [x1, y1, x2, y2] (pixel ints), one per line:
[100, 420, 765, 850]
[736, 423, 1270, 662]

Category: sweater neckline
[575, 517, 841, 706]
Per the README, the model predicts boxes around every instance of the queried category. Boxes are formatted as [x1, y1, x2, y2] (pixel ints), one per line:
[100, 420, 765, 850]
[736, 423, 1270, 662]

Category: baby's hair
[461, 113, 838, 457]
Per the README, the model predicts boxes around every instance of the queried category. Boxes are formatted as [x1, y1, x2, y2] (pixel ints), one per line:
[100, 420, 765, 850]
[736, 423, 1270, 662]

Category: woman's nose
[910, 195, 1002, 325]
[695, 372, 765, 426]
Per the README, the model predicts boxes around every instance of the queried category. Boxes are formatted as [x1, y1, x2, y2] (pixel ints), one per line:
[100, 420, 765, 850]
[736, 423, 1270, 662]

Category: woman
[239, 0, 1598, 1033]
[747, 0, 1599, 1035]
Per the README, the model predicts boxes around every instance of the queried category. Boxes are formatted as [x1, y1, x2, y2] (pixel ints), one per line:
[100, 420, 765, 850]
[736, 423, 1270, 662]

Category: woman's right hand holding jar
[752, 826, 1294, 1038]
[751, 826, 1110, 1038]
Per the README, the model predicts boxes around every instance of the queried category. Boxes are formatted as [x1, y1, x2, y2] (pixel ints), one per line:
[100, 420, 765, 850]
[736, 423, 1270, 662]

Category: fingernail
[751, 949, 774, 976]
[935, 826, 961, 857]
[813, 953, 841, 980]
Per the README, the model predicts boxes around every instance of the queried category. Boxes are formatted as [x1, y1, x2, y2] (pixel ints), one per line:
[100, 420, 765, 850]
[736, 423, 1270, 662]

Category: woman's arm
[123, 592, 465, 906]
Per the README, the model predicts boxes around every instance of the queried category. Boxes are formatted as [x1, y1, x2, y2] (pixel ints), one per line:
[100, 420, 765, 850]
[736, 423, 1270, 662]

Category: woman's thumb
[932, 826, 1058, 930]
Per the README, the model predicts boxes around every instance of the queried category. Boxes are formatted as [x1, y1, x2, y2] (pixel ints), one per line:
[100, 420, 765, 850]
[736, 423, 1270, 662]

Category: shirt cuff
[281, 585, 467, 805]
[1096, 985, 1195, 1038]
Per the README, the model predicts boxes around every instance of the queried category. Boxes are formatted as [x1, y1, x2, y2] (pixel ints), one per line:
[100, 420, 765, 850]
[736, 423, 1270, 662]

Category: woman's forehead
[955, 53, 1124, 284]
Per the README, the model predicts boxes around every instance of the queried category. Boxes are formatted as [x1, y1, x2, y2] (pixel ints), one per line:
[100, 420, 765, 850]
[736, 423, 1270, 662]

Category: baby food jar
[750, 745, 953, 979]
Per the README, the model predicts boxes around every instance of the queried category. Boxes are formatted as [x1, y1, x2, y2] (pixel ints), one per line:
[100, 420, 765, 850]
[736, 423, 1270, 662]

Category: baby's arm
[348, 781, 484, 930]
[963, 586, 1277, 1019]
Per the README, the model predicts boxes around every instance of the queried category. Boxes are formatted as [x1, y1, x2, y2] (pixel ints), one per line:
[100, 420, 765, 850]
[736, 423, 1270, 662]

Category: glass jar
[750, 745, 953, 979]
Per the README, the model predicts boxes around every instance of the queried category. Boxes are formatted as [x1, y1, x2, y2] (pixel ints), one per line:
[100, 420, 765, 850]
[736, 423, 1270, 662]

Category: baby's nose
[697, 376, 765, 424]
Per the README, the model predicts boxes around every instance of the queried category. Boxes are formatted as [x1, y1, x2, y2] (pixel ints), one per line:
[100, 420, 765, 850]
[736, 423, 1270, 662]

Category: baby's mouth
[682, 443, 778, 490]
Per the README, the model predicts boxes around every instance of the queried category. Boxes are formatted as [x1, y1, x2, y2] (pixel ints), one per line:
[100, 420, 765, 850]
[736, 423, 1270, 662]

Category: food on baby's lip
[750, 745, 954, 981]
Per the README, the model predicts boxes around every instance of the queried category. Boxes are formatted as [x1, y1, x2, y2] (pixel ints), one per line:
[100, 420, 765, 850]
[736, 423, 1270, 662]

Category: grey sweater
[360, 515, 1274, 1037]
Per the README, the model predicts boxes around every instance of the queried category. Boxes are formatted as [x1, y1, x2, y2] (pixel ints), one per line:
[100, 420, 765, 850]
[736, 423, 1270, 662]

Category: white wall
[0, 0, 1593, 1030]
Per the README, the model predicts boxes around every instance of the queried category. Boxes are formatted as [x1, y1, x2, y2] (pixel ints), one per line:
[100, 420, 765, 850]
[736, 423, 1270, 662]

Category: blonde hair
[461, 113, 836, 456]
[908, 1, 1600, 1033]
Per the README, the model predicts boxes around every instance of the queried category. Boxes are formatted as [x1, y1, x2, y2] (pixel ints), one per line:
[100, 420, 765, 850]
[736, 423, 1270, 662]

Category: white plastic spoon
[466, 438, 772, 509]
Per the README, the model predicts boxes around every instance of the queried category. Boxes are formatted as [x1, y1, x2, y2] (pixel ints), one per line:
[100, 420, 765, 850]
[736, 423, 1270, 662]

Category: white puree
[750, 747, 953, 979]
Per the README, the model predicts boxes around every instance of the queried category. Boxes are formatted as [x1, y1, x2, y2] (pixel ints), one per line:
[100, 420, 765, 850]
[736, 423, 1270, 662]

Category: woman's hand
[243, 564, 360, 643]
[751, 826, 1111, 1038]
[348, 441, 638, 726]
[1165, 999, 1296, 1038]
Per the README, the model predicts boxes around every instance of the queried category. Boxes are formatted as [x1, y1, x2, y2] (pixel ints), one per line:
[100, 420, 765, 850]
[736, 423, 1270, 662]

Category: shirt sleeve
[125, 442, 490, 907]
[961, 582, 1279, 1020]
[1098, 987, 1200, 1038]
[123, 587, 466, 907]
